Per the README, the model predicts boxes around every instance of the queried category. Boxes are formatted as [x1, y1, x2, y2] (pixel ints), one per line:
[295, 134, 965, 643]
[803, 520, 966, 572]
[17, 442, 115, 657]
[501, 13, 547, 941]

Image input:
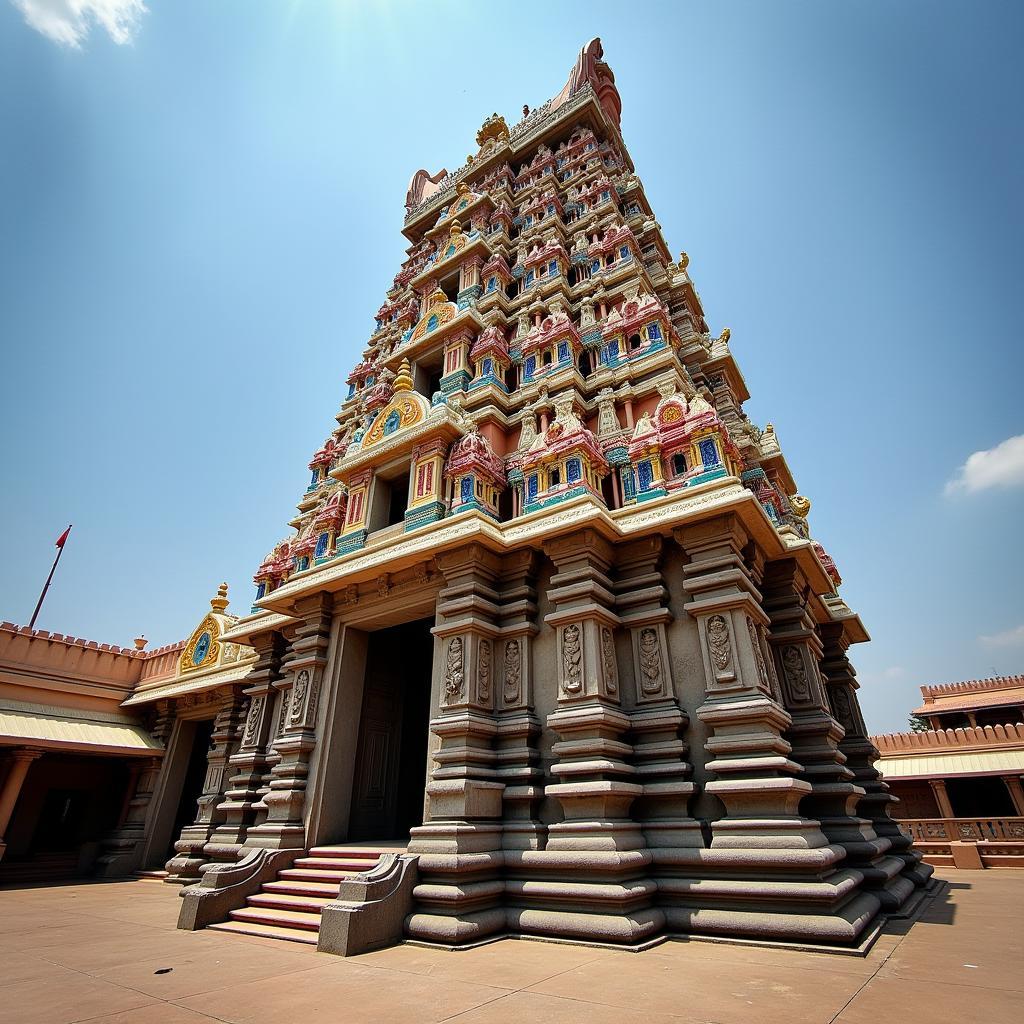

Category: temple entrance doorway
[348, 618, 433, 841]
[165, 718, 215, 860]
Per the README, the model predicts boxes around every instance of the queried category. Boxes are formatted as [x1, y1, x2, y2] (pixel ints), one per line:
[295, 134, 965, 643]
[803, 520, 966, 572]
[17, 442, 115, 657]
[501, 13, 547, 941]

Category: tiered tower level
[228, 41, 931, 949]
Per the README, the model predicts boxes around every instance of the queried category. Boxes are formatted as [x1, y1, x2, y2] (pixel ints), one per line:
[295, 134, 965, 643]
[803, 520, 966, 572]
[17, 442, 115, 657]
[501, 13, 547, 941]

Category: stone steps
[308, 846, 382, 860]
[208, 920, 319, 945]
[262, 879, 342, 897]
[213, 845, 389, 947]
[247, 892, 336, 914]
[278, 867, 368, 884]
[293, 856, 381, 872]
[228, 905, 323, 930]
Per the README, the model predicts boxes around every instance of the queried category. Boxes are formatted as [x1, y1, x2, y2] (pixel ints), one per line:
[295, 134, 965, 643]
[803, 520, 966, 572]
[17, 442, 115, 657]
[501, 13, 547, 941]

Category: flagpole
[29, 525, 72, 631]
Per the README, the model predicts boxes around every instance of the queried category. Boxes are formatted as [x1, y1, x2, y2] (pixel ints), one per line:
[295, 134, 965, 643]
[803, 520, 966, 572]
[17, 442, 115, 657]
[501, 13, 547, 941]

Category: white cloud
[880, 666, 906, 679]
[11, 0, 147, 48]
[945, 433, 1024, 496]
[979, 624, 1024, 649]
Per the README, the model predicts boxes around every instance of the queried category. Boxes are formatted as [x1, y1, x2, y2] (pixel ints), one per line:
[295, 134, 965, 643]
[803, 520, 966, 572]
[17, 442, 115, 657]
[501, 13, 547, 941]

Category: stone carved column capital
[542, 527, 615, 570]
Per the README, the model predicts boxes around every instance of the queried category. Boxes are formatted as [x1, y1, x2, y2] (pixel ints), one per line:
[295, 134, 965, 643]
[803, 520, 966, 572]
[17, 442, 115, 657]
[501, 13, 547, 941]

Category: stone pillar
[514, 528, 662, 946]
[1003, 775, 1024, 816]
[246, 594, 333, 850]
[166, 690, 247, 881]
[819, 621, 933, 889]
[668, 516, 878, 945]
[96, 756, 163, 877]
[763, 560, 910, 913]
[0, 748, 43, 863]
[494, 550, 544, 852]
[211, 629, 286, 850]
[929, 779, 955, 819]
[254, 658, 296, 823]
[614, 536, 701, 858]
[543, 529, 641, 851]
[406, 544, 506, 945]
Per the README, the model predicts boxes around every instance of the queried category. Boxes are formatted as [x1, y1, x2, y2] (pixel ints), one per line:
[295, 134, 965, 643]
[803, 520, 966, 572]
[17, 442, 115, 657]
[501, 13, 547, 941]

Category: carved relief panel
[443, 636, 465, 705]
[600, 627, 618, 696]
[631, 623, 673, 703]
[286, 667, 323, 731]
[825, 681, 865, 737]
[746, 617, 780, 701]
[699, 611, 739, 689]
[555, 620, 620, 702]
[502, 637, 523, 706]
[439, 630, 502, 711]
[775, 644, 825, 711]
[241, 694, 265, 750]
[477, 638, 492, 706]
[560, 624, 583, 697]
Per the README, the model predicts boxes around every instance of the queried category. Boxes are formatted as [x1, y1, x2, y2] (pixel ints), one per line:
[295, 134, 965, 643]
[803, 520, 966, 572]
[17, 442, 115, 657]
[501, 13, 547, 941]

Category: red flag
[55, 525, 72, 549]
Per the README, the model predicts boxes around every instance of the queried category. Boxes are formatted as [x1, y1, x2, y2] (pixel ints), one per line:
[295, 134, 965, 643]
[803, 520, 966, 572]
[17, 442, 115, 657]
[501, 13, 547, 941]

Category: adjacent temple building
[0, 41, 934, 954]
[872, 675, 1024, 870]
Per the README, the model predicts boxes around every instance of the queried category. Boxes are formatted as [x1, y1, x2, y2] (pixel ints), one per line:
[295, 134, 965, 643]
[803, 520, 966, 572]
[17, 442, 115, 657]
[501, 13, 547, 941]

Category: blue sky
[1, 1, 1021, 732]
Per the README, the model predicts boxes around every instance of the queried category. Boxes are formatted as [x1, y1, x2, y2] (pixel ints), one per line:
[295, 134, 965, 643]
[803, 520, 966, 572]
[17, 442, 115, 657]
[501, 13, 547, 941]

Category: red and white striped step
[208, 845, 389, 946]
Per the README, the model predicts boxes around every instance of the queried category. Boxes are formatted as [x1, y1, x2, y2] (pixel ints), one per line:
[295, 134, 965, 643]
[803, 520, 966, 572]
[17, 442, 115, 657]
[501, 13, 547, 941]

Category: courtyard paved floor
[0, 869, 1021, 1024]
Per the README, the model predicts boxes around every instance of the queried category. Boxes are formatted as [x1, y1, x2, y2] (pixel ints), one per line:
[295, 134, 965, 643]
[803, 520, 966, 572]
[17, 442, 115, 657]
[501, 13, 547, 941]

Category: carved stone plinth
[762, 560, 909, 910]
[211, 629, 285, 850]
[494, 551, 545, 852]
[615, 537, 702, 856]
[672, 517, 880, 944]
[819, 622, 933, 892]
[524, 529, 662, 944]
[244, 594, 332, 851]
[406, 544, 505, 944]
[166, 691, 246, 881]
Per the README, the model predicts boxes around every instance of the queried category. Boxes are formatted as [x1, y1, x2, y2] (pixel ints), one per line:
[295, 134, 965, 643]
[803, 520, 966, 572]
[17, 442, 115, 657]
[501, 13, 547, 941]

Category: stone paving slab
[0, 870, 1019, 1023]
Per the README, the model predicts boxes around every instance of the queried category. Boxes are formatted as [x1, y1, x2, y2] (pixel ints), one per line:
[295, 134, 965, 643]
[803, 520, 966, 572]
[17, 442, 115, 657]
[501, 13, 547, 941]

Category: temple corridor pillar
[929, 779, 956, 819]
[1003, 775, 1024, 816]
[0, 748, 43, 863]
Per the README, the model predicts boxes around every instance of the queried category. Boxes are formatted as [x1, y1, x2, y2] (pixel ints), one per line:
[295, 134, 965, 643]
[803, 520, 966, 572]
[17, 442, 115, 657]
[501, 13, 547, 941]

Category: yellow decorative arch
[362, 393, 426, 448]
[410, 289, 457, 344]
[180, 614, 221, 674]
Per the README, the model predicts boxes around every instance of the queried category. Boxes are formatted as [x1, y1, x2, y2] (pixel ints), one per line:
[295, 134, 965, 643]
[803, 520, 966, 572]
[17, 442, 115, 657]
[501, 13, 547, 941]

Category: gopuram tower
[205, 39, 931, 952]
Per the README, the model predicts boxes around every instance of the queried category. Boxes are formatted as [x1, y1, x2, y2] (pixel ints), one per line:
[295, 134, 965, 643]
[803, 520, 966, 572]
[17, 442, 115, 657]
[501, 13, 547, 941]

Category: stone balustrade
[901, 816, 1024, 843]
[897, 817, 1024, 870]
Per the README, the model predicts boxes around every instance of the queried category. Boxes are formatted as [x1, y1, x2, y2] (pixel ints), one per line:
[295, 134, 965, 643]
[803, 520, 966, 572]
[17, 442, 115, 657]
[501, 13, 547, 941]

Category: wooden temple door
[348, 661, 404, 840]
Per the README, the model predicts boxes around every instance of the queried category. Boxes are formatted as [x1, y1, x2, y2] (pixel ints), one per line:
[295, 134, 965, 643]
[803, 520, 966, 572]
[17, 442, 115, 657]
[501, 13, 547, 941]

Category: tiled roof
[0, 699, 163, 756]
[875, 748, 1024, 780]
